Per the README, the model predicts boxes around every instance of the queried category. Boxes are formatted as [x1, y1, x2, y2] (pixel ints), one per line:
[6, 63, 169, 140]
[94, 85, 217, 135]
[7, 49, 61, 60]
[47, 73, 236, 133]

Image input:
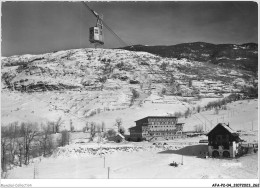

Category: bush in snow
[184, 108, 191, 118]
[130, 89, 139, 105]
[197, 105, 201, 113]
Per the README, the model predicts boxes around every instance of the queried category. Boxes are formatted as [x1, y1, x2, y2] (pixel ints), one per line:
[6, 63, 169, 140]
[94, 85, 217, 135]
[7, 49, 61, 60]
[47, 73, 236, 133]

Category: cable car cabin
[89, 27, 104, 45]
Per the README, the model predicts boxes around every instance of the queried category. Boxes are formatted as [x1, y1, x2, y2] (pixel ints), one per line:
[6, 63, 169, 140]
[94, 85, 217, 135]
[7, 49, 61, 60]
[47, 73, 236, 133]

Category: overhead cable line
[82, 1, 130, 47]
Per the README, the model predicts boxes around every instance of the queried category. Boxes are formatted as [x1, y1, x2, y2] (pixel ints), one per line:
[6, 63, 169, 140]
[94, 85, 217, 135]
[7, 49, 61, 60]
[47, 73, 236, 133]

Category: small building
[206, 123, 242, 158]
[129, 116, 185, 142]
[107, 133, 125, 143]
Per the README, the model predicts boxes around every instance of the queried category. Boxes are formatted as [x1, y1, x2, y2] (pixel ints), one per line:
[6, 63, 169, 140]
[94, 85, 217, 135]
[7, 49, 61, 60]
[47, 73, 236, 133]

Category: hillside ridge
[121, 42, 258, 73]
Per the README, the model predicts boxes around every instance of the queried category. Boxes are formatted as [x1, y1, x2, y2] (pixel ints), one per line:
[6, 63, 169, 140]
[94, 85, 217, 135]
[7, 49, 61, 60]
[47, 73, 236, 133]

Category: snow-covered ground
[5, 99, 258, 179]
[1, 90, 258, 134]
[7, 140, 258, 179]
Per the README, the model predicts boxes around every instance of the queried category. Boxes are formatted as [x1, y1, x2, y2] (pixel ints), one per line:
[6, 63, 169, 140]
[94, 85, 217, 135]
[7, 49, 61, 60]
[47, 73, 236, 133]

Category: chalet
[129, 116, 185, 142]
[206, 123, 242, 158]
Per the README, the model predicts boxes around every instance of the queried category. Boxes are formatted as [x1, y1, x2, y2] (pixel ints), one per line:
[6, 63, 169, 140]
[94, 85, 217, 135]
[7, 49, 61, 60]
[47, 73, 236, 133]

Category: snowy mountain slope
[121, 42, 258, 73]
[1, 48, 257, 130]
[2, 48, 255, 92]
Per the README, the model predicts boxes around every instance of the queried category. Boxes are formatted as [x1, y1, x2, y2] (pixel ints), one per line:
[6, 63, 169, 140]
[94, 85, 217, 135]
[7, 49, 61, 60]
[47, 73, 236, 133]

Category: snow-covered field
[7, 140, 258, 179]
[2, 89, 258, 134]
[5, 99, 258, 179]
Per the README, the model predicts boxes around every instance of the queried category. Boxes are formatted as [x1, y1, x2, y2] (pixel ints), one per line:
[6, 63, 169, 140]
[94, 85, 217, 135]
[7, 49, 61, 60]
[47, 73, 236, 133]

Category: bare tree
[17, 140, 24, 167]
[118, 126, 125, 135]
[96, 124, 102, 142]
[54, 117, 64, 133]
[101, 122, 105, 132]
[70, 119, 74, 132]
[89, 122, 96, 141]
[86, 122, 90, 132]
[3, 122, 19, 166]
[11, 122, 21, 165]
[1, 137, 8, 172]
[82, 122, 89, 132]
[2, 124, 23, 170]
[60, 130, 70, 147]
[20, 122, 39, 165]
[47, 121, 55, 134]
[39, 125, 53, 157]
[115, 118, 122, 132]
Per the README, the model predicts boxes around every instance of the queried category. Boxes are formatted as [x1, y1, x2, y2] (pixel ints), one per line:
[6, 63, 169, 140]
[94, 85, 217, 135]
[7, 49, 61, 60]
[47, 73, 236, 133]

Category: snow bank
[52, 143, 145, 158]
[51, 141, 195, 159]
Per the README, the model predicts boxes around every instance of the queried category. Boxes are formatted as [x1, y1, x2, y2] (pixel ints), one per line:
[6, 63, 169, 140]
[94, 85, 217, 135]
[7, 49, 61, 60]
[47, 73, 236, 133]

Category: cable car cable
[82, 1, 127, 47]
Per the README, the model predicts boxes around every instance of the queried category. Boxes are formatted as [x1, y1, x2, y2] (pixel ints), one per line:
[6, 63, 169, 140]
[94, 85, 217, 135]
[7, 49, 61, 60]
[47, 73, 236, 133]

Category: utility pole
[108, 167, 110, 179]
[33, 163, 38, 179]
[104, 156, 106, 168]
[33, 165, 35, 179]
[181, 155, 183, 165]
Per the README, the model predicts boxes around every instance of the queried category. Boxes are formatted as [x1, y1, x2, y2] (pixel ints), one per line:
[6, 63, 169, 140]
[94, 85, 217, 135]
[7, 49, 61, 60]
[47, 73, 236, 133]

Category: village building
[206, 123, 242, 158]
[107, 133, 125, 143]
[129, 116, 185, 141]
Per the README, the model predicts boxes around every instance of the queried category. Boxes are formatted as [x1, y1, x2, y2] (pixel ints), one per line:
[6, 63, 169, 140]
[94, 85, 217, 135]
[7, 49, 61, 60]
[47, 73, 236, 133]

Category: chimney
[227, 122, 229, 127]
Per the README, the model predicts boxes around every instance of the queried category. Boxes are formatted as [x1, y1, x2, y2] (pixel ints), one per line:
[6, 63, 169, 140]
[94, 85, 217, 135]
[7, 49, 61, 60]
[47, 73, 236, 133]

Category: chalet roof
[135, 116, 177, 122]
[206, 123, 238, 136]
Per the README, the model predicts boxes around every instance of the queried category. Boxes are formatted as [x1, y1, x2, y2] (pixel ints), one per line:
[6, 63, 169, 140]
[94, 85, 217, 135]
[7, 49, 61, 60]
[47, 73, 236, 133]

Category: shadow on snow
[158, 144, 208, 158]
